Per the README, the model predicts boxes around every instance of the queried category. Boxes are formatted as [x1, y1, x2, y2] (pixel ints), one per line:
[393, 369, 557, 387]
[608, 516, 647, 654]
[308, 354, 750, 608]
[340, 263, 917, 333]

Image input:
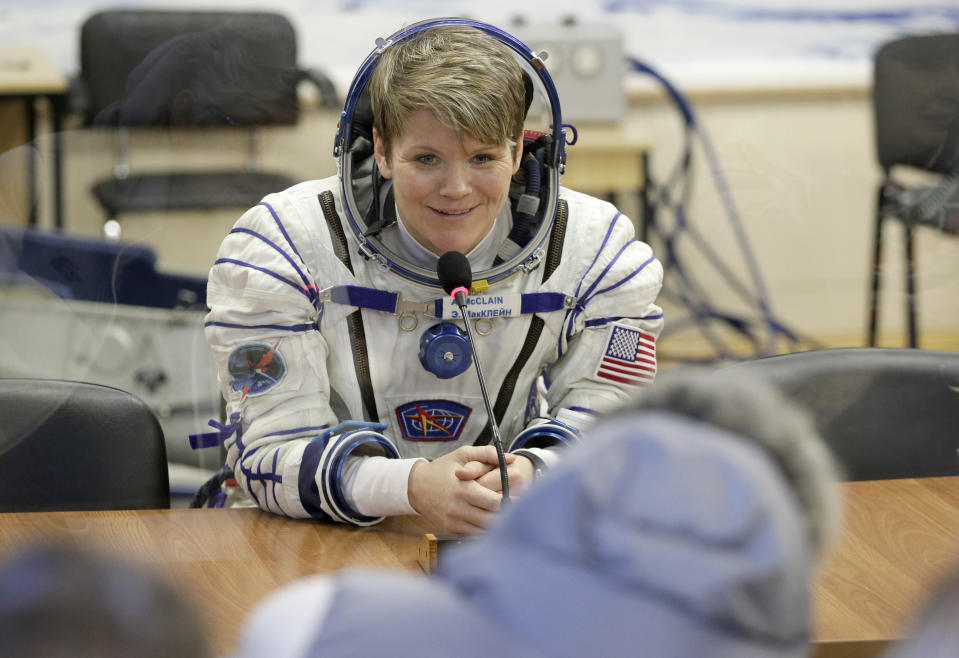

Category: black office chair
[71, 9, 338, 229]
[0, 379, 171, 511]
[868, 33, 959, 348]
[724, 347, 959, 481]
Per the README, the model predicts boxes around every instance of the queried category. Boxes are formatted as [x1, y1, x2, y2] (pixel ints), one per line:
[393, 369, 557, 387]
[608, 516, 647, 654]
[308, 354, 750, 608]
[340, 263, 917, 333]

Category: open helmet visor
[333, 17, 567, 287]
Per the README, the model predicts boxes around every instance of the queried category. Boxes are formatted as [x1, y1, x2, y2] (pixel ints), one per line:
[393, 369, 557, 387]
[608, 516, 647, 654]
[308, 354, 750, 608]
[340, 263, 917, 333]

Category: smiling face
[373, 109, 522, 256]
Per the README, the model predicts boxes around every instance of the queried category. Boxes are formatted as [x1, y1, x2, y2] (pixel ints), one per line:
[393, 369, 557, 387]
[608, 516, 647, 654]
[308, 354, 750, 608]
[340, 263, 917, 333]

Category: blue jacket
[243, 411, 815, 658]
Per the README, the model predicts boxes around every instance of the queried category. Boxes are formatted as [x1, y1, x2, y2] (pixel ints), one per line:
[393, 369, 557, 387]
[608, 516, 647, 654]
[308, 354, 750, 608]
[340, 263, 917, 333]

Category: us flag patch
[594, 323, 656, 387]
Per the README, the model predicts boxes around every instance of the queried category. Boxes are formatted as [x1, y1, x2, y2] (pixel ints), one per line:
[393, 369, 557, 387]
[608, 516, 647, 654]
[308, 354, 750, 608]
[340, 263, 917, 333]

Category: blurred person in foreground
[197, 18, 663, 532]
[237, 371, 842, 658]
[0, 542, 209, 658]
[881, 562, 959, 657]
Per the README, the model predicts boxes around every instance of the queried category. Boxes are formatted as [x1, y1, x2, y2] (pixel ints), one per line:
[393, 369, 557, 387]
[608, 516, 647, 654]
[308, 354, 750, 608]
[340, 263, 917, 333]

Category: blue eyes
[414, 154, 497, 166]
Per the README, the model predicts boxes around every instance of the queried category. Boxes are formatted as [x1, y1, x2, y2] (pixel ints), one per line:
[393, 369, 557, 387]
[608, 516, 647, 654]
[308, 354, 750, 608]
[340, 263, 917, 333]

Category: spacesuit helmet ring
[333, 17, 567, 288]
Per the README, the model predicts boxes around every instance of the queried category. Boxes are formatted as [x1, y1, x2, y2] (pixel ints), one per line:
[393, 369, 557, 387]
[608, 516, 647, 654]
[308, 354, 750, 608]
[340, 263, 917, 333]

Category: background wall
[6, 0, 959, 92]
[3, 0, 959, 355]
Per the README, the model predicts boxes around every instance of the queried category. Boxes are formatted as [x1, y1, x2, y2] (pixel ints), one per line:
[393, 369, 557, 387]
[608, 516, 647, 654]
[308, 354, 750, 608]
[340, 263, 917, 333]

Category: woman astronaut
[201, 18, 664, 533]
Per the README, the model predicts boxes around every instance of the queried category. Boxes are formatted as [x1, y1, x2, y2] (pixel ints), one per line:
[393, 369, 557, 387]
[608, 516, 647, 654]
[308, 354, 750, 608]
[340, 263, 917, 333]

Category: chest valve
[418, 322, 472, 379]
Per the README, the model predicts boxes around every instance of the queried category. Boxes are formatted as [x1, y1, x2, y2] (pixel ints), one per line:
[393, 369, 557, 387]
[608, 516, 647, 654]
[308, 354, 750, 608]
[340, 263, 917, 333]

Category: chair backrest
[874, 33, 959, 174]
[724, 348, 959, 480]
[0, 379, 170, 511]
[78, 10, 301, 128]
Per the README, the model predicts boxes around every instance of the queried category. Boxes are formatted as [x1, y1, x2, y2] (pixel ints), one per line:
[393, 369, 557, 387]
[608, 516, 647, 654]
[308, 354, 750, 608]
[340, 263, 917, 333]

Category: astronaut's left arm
[508, 212, 664, 472]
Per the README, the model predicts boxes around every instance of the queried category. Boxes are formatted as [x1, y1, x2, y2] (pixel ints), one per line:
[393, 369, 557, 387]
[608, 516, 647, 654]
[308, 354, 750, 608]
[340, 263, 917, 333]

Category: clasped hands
[407, 445, 534, 535]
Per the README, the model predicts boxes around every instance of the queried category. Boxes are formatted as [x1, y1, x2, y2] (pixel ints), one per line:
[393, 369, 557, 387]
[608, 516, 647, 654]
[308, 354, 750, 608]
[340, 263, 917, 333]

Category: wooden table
[812, 477, 959, 657]
[1, 477, 957, 657]
[0, 508, 431, 653]
[0, 46, 68, 229]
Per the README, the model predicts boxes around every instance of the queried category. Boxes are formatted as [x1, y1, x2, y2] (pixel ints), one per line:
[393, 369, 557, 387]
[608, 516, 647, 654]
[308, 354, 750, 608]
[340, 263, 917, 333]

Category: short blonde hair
[369, 23, 526, 158]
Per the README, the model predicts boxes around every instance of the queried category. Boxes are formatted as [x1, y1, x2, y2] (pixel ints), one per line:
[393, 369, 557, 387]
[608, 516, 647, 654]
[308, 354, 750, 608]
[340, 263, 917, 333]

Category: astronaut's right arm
[204, 200, 413, 525]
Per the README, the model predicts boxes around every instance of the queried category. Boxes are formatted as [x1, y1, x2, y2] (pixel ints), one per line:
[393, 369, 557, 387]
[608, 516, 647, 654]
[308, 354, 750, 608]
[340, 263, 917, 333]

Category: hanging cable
[626, 56, 820, 359]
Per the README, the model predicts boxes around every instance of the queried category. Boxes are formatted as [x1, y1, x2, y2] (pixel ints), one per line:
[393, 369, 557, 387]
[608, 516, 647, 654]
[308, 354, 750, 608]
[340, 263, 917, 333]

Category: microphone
[437, 250, 471, 305]
[436, 251, 510, 502]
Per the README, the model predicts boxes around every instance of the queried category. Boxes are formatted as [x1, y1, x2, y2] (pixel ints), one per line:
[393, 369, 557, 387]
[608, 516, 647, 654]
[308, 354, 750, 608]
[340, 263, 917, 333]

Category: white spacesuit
[197, 18, 664, 525]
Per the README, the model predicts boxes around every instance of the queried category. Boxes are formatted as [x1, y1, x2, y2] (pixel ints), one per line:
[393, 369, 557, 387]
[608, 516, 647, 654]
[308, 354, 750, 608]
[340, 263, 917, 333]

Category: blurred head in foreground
[882, 563, 959, 658]
[0, 542, 210, 658]
[240, 370, 841, 658]
[630, 368, 844, 560]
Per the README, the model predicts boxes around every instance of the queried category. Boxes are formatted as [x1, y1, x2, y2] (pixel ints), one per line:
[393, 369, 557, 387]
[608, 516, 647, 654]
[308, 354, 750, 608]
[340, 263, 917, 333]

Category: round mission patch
[228, 341, 286, 398]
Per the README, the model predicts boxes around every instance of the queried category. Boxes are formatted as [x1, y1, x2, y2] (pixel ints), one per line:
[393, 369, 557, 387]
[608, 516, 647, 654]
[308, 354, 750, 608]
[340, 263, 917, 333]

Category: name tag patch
[442, 294, 518, 320]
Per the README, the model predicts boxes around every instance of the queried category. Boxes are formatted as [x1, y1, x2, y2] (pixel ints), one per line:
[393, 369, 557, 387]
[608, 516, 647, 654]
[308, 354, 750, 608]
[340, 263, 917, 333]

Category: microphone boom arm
[452, 286, 510, 503]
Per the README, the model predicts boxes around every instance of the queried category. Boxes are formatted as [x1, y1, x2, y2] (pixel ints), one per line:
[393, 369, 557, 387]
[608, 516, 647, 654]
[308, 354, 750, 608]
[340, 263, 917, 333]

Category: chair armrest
[298, 67, 339, 109]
